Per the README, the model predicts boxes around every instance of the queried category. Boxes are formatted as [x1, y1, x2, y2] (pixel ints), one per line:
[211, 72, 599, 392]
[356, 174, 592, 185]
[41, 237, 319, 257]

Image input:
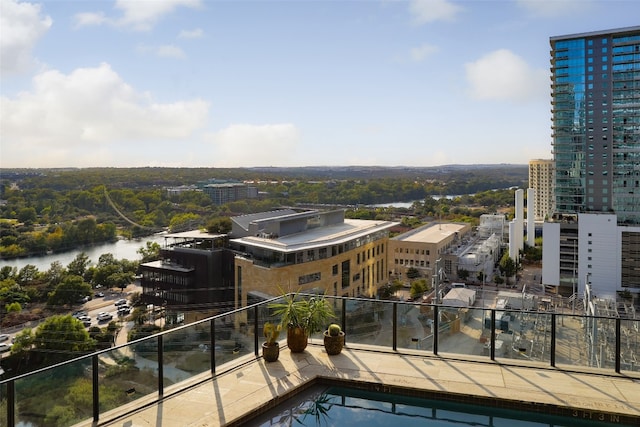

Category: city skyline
[2, 0, 639, 169]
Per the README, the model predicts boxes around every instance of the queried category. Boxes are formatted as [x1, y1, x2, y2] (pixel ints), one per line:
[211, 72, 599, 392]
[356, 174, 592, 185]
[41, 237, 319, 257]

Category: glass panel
[15, 357, 91, 427]
[556, 313, 588, 368]
[0, 381, 8, 426]
[162, 321, 211, 388]
[259, 300, 281, 347]
[100, 337, 159, 417]
[493, 309, 551, 365]
[557, 314, 618, 372]
[214, 311, 252, 369]
[396, 301, 431, 352]
[621, 318, 640, 374]
[344, 299, 392, 349]
[438, 307, 486, 358]
[308, 296, 342, 344]
[585, 315, 617, 372]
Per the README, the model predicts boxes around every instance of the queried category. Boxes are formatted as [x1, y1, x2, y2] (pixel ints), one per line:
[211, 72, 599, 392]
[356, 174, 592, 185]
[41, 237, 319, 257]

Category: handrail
[1, 295, 638, 426]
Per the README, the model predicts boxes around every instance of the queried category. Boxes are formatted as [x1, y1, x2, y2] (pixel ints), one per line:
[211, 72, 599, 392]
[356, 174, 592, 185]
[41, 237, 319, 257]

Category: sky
[1, 0, 639, 169]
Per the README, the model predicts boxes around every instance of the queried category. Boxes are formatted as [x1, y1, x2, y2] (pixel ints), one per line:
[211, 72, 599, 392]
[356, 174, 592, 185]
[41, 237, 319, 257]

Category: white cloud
[410, 43, 439, 61]
[465, 49, 548, 102]
[137, 43, 186, 59]
[0, 0, 52, 76]
[1, 63, 209, 166]
[409, 0, 463, 24]
[73, 11, 108, 28]
[74, 0, 203, 31]
[178, 28, 204, 39]
[157, 44, 186, 59]
[209, 124, 300, 167]
[517, 0, 595, 18]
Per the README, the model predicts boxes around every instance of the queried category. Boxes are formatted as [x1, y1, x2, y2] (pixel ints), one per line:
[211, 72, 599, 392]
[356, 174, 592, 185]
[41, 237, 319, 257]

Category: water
[249, 385, 621, 427]
[370, 196, 462, 208]
[0, 234, 167, 272]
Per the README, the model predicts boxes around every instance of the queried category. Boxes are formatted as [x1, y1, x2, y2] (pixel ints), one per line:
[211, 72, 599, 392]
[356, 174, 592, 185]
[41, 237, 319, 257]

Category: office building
[138, 231, 235, 323]
[229, 209, 397, 306]
[543, 26, 640, 300]
[528, 159, 554, 221]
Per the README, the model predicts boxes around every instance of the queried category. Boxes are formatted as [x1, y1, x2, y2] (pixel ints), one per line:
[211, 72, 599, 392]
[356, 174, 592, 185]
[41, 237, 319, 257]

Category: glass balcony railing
[1, 294, 638, 426]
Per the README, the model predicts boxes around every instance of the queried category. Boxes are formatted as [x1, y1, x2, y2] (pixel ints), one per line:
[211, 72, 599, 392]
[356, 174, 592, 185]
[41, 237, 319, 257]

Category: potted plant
[270, 291, 335, 353]
[262, 322, 281, 362]
[323, 323, 345, 355]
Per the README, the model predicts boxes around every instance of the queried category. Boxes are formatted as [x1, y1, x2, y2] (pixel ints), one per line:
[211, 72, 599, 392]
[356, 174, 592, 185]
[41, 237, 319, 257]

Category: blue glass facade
[551, 27, 640, 224]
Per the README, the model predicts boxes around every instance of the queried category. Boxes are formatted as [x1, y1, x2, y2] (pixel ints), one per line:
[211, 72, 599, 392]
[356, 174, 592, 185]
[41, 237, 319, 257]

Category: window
[332, 264, 338, 275]
[341, 260, 350, 289]
[298, 272, 321, 285]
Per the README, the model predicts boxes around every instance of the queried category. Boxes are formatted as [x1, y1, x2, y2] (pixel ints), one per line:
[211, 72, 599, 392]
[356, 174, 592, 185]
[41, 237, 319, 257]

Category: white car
[0, 334, 9, 342]
[114, 299, 128, 306]
[0, 343, 12, 353]
[97, 312, 113, 322]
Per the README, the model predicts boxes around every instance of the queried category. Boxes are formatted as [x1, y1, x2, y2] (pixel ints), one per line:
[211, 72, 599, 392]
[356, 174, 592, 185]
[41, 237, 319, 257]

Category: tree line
[0, 166, 527, 258]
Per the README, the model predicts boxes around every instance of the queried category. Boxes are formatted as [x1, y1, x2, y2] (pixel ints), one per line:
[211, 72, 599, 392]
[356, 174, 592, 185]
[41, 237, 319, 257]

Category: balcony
[1, 295, 639, 426]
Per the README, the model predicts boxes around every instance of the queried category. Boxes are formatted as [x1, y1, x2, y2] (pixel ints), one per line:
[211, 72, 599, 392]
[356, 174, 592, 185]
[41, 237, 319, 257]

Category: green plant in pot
[323, 323, 345, 355]
[262, 322, 281, 362]
[270, 291, 335, 353]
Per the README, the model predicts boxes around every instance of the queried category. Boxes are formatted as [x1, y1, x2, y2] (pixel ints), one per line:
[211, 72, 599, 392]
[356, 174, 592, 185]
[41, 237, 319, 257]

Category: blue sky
[1, 0, 639, 169]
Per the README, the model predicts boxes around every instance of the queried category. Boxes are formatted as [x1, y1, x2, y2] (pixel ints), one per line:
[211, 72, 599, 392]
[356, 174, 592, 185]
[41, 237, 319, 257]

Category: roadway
[0, 284, 140, 359]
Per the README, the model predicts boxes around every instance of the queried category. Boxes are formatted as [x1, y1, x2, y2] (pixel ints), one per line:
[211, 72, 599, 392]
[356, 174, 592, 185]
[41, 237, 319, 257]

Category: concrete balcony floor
[79, 344, 640, 427]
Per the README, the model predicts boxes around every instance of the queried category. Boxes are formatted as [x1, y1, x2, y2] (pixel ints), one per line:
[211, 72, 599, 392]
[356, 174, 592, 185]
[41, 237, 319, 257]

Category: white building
[542, 213, 640, 300]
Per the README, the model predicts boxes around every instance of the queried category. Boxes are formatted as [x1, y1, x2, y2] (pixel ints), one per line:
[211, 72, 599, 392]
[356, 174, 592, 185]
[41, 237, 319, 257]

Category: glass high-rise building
[550, 26, 640, 224]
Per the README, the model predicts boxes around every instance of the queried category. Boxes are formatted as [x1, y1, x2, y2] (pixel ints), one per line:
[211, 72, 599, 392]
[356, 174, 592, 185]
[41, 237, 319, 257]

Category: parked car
[0, 334, 9, 342]
[94, 292, 105, 298]
[77, 315, 91, 322]
[0, 343, 12, 353]
[114, 299, 127, 306]
[97, 312, 113, 322]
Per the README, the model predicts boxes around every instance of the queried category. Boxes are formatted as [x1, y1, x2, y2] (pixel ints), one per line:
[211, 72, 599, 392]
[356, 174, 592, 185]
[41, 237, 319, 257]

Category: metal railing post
[341, 298, 347, 345]
[490, 310, 496, 361]
[7, 379, 15, 427]
[550, 313, 556, 367]
[158, 335, 164, 398]
[392, 302, 397, 351]
[433, 305, 439, 355]
[211, 318, 216, 375]
[254, 305, 259, 356]
[92, 354, 99, 421]
[615, 318, 621, 374]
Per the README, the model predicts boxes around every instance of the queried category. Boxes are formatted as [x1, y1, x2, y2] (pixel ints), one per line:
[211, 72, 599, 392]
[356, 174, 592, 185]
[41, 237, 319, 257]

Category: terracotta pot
[262, 342, 279, 362]
[287, 326, 308, 353]
[323, 331, 345, 355]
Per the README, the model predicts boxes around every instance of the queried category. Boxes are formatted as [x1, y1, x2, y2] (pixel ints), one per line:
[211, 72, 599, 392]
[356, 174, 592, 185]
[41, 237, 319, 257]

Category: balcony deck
[80, 344, 640, 427]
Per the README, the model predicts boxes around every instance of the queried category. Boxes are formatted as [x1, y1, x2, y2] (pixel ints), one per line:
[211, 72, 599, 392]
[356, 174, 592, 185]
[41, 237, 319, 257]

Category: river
[0, 234, 167, 272]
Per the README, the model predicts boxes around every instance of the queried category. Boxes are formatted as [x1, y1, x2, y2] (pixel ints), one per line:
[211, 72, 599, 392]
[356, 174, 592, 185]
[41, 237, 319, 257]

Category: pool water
[248, 385, 625, 427]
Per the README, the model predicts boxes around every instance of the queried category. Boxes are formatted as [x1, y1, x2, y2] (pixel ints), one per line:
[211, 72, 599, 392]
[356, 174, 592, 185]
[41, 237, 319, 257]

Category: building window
[299, 272, 321, 285]
[341, 260, 350, 289]
[332, 264, 338, 275]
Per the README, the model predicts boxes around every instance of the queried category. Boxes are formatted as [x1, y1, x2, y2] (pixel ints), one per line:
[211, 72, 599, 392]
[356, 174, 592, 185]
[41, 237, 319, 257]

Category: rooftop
[230, 218, 397, 253]
[80, 344, 640, 426]
[392, 222, 468, 244]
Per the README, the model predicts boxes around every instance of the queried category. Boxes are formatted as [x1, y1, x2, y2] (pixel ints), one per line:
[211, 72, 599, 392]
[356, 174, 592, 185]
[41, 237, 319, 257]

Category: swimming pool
[247, 384, 626, 427]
